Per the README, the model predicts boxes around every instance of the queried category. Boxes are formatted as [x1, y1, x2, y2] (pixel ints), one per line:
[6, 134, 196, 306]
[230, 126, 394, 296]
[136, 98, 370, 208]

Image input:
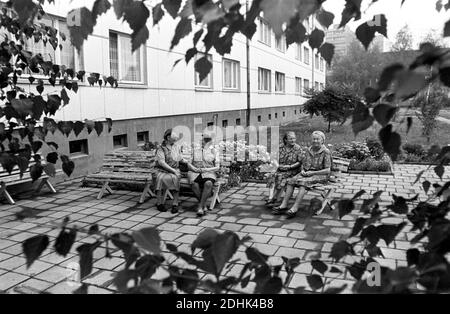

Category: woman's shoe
[272, 207, 288, 215]
[171, 205, 180, 214]
[197, 208, 205, 217]
[286, 210, 298, 219]
[157, 204, 167, 213]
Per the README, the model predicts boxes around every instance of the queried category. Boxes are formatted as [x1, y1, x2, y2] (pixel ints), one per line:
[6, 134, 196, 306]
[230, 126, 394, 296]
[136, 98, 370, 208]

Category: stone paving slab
[0, 164, 448, 294]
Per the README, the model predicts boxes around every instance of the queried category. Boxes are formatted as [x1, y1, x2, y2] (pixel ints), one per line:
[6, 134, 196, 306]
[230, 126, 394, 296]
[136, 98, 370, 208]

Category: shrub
[335, 142, 371, 162]
[349, 158, 391, 172]
[142, 141, 159, 151]
[402, 143, 425, 156]
[366, 138, 385, 160]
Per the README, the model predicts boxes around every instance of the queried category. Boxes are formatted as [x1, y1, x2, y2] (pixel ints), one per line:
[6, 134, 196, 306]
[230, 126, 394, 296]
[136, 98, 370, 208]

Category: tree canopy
[303, 84, 362, 132]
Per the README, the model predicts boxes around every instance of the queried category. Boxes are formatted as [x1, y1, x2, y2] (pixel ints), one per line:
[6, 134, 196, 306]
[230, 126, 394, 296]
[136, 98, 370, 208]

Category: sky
[322, 0, 450, 48]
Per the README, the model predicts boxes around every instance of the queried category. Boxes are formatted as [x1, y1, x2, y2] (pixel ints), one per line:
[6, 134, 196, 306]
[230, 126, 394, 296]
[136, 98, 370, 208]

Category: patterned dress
[187, 144, 220, 184]
[272, 144, 303, 190]
[288, 145, 332, 187]
[154, 143, 185, 191]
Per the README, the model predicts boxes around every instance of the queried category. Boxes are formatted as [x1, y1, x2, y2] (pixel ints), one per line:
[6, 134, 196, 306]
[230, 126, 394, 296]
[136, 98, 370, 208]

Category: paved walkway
[0, 164, 449, 294]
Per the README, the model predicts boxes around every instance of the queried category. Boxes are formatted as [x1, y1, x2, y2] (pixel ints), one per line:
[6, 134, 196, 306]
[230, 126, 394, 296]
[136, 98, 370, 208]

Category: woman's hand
[278, 165, 289, 172]
[173, 169, 181, 177]
[301, 170, 313, 177]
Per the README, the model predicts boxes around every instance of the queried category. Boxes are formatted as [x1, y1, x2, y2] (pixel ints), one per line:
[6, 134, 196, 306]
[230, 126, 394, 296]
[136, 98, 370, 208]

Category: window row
[258, 68, 324, 93]
[259, 18, 326, 72]
[69, 131, 150, 156]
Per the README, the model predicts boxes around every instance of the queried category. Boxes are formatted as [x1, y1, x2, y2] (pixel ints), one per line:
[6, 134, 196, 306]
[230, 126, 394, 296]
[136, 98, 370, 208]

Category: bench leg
[139, 183, 151, 204]
[35, 180, 46, 194]
[0, 183, 15, 205]
[97, 181, 112, 200]
[316, 188, 335, 216]
[44, 178, 57, 194]
[209, 185, 221, 211]
[165, 190, 174, 201]
[148, 189, 156, 198]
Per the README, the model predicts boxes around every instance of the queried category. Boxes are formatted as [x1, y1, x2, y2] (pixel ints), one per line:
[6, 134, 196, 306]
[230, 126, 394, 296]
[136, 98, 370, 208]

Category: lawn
[439, 109, 450, 120]
[280, 114, 450, 149]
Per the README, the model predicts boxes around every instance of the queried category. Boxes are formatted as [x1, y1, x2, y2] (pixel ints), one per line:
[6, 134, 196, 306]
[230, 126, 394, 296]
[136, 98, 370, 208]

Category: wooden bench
[82, 151, 158, 204]
[266, 156, 350, 215]
[0, 161, 57, 205]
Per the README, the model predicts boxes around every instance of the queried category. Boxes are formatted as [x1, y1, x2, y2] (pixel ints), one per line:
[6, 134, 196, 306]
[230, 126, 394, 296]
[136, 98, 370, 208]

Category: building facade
[12, 1, 327, 180]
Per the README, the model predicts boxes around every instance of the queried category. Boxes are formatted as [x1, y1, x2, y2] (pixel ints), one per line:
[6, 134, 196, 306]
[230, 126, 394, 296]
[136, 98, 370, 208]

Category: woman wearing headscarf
[273, 131, 332, 219]
[154, 129, 194, 214]
[266, 131, 303, 207]
[188, 134, 220, 217]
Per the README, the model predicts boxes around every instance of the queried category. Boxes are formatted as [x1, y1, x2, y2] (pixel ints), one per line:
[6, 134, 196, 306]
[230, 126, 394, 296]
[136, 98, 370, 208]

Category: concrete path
[0, 164, 449, 294]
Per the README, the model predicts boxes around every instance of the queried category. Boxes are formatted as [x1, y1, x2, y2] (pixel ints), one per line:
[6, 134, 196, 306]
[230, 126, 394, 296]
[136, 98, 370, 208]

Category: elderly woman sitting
[154, 129, 196, 214]
[266, 131, 303, 207]
[273, 131, 332, 219]
[188, 134, 220, 217]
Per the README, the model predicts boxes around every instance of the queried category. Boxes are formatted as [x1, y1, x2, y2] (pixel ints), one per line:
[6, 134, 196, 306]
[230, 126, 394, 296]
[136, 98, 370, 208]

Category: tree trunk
[328, 120, 331, 133]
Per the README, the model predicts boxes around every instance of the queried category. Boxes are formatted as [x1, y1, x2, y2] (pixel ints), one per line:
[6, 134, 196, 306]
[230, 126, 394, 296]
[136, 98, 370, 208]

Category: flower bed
[332, 139, 393, 173]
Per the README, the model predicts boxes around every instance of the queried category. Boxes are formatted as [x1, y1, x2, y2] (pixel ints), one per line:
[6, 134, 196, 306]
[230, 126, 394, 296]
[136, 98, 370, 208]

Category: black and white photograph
[0, 0, 449, 299]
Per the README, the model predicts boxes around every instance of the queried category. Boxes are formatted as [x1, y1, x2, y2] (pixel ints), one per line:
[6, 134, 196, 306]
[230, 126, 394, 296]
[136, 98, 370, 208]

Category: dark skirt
[154, 171, 180, 191]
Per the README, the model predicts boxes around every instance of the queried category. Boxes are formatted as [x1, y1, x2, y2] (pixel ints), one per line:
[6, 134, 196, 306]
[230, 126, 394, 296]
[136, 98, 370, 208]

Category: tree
[2, 0, 450, 295]
[413, 83, 450, 141]
[327, 39, 384, 98]
[391, 25, 413, 51]
[303, 85, 362, 133]
[421, 29, 446, 47]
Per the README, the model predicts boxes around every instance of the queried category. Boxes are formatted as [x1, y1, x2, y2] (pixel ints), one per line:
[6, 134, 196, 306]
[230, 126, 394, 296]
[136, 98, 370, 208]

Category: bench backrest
[0, 160, 43, 184]
[101, 151, 157, 174]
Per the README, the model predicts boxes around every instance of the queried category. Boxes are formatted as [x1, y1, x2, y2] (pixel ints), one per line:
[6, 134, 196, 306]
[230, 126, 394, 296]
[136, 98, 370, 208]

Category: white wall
[38, 1, 326, 122]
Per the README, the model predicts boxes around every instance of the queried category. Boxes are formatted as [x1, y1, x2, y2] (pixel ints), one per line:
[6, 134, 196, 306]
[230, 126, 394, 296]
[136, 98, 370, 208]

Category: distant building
[324, 25, 355, 57]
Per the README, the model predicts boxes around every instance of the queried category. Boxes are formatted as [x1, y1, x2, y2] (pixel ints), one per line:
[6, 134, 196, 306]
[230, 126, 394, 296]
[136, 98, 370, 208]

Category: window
[268, 114, 272, 120]
[295, 43, 302, 61]
[258, 68, 271, 92]
[275, 113, 278, 119]
[113, 134, 128, 149]
[275, 36, 286, 52]
[315, 81, 319, 90]
[236, 118, 241, 126]
[24, 16, 82, 73]
[303, 47, 310, 64]
[222, 120, 228, 128]
[258, 115, 262, 122]
[259, 18, 271, 46]
[195, 54, 213, 89]
[223, 59, 240, 90]
[69, 139, 88, 156]
[283, 111, 286, 117]
[275, 72, 285, 93]
[320, 57, 325, 72]
[295, 110, 297, 115]
[304, 79, 310, 92]
[295, 77, 302, 95]
[315, 54, 320, 70]
[137, 131, 149, 145]
[109, 32, 144, 83]
[207, 122, 214, 128]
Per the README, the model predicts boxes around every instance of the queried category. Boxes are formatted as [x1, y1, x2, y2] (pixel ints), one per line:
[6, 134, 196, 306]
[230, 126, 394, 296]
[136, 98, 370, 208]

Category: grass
[280, 114, 450, 149]
[439, 109, 450, 120]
